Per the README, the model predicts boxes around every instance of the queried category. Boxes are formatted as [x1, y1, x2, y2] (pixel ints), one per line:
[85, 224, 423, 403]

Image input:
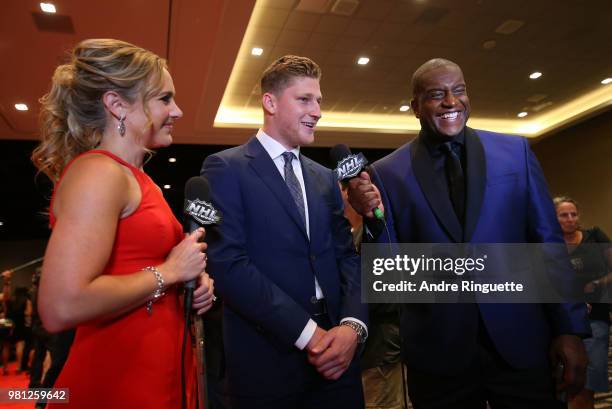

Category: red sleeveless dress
[47, 150, 196, 409]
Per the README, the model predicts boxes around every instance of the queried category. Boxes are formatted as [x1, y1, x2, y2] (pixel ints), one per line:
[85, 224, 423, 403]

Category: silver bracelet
[144, 266, 165, 315]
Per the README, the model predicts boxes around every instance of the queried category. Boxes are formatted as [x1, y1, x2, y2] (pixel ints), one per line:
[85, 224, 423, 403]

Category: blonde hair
[260, 55, 321, 96]
[32, 38, 167, 181]
[553, 196, 580, 211]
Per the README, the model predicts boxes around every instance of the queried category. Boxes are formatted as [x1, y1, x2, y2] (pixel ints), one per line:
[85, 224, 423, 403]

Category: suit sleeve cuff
[295, 319, 317, 350]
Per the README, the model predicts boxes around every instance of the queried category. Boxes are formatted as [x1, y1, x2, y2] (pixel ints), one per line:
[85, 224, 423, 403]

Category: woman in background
[554, 196, 612, 409]
[32, 39, 214, 408]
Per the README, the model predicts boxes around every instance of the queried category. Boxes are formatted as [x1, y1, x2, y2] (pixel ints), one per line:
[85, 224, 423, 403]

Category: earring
[118, 112, 126, 137]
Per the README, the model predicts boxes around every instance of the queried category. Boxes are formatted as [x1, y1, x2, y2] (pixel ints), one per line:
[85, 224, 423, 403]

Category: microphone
[181, 176, 221, 409]
[183, 176, 222, 293]
[330, 144, 384, 220]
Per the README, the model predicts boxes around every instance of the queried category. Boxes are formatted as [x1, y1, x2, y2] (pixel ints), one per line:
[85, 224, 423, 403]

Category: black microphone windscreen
[183, 176, 221, 228]
[184, 176, 210, 202]
[329, 144, 352, 167]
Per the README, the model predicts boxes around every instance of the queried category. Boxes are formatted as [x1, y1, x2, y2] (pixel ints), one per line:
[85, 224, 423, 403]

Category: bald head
[411, 58, 463, 97]
[409, 58, 470, 138]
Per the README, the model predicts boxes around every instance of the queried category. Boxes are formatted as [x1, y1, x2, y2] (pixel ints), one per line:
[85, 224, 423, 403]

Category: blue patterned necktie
[281, 151, 306, 227]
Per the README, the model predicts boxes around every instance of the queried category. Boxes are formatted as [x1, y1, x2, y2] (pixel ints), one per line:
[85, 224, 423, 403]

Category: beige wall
[532, 109, 612, 235]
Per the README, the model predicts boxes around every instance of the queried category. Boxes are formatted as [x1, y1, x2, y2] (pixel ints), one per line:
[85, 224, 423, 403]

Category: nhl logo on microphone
[333, 153, 368, 180]
[185, 199, 221, 225]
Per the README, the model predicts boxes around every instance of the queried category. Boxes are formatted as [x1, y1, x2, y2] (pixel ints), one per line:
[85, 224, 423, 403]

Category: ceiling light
[40, 2, 56, 13]
[163, 184, 171, 189]
[251, 47, 263, 56]
[168, 157, 177, 163]
[0, 221, 3, 226]
[399, 105, 410, 112]
[357, 57, 370, 65]
[482, 40, 496, 50]
[14, 103, 28, 111]
[602, 78, 612, 85]
[517, 112, 528, 118]
[529, 72, 542, 79]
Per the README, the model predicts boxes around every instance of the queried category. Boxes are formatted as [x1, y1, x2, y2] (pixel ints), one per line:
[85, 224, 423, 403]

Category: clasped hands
[305, 325, 359, 380]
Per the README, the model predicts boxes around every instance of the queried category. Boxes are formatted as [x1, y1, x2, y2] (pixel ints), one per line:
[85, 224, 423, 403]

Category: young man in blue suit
[348, 58, 590, 408]
[201, 55, 368, 408]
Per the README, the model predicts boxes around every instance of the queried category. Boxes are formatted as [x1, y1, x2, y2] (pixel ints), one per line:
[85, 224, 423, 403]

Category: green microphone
[330, 144, 384, 220]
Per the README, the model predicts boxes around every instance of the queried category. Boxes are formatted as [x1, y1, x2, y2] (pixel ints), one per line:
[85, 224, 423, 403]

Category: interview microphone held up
[183, 176, 221, 292]
[330, 144, 384, 220]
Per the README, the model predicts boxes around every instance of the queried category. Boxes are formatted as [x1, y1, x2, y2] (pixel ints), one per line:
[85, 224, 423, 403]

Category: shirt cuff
[295, 319, 317, 350]
[340, 317, 369, 338]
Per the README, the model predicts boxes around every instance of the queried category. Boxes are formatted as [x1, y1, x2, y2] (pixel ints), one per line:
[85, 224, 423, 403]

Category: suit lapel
[300, 156, 326, 246]
[464, 127, 486, 242]
[245, 137, 308, 238]
[411, 132, 463, 242]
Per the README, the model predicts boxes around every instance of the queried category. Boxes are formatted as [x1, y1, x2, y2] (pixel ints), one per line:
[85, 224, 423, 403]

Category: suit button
[310, 254, 316, 261]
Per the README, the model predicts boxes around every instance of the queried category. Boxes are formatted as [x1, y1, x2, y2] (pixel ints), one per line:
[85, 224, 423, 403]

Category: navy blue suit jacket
[370, 127, 589, 374]
[201, 137, 366, 396]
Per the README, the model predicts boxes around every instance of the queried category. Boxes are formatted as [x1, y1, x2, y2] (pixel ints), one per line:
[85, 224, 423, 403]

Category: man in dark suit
[348, 58, 589, 408]
[201, 55, 367, 409]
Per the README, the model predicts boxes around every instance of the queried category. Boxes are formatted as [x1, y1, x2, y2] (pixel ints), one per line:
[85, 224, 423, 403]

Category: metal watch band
[341, 320, 367, 344]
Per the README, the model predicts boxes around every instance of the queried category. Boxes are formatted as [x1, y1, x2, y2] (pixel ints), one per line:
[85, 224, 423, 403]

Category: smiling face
[126, 68, 183, 148]
[411, 64, 470, 138]
[263, 76, 322, 149]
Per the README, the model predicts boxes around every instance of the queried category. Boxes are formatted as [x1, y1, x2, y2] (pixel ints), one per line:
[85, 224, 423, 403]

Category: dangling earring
[118, 111, 126, 137]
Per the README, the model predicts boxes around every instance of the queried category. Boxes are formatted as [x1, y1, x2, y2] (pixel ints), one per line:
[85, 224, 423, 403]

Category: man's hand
[347, 172, 383, 219]
[549, 334, 587, 399]
[306, 326, 327, 353]
[307, 325, 359, 380]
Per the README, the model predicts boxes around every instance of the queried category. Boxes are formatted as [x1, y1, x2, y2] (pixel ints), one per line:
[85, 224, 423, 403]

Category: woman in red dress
[32, 39, 214, 408]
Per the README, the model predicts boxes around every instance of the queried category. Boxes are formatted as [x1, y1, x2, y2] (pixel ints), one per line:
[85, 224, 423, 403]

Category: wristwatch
[341, 320, 367, 344]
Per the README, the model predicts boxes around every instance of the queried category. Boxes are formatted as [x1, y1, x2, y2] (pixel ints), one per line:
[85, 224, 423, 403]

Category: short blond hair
[260, 55, 321, 96]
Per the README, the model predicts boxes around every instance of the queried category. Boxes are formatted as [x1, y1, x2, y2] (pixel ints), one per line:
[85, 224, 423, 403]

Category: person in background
[27, 267, 49, 388]
[31, 38, 214, 408]
[340, 183, 407, 409]
[1, 270, 14, 375]
[1, 270, 32, 374]
[554, 196, 612, 409]
[28, 267, 76, 409]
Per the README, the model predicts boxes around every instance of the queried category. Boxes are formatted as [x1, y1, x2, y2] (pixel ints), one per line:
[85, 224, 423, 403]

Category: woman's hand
[159, 228, 207, 286]
[192, 272, 215, 315]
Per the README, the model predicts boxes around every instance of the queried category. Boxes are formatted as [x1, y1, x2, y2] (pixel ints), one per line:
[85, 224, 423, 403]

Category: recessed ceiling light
[602, 78, 612, 85]
[529, 72, 542, 79]
[168, 157, 177, 163]
[14, 103, 28, 111]
[357, 57, 370, 65]
[399, 105, 410, 112]
[163, 184, 171, 189]
[517, 111, 528, 118]
[251, 47, 263, 56]
[40, 2, 56, 13]
[482, 40, 496, 50]
[0, 221, 3, 226]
